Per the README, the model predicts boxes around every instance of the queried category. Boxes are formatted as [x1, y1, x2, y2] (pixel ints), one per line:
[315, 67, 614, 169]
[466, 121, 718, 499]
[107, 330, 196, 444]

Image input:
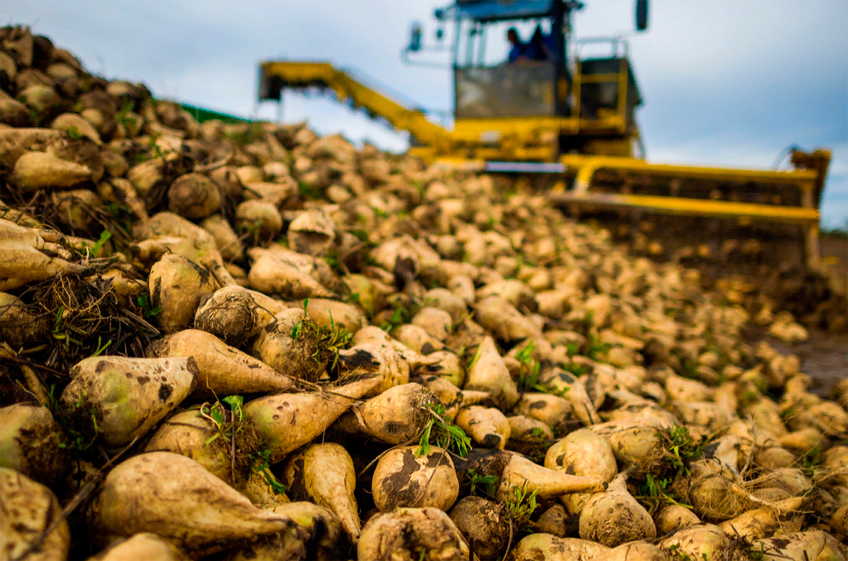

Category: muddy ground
[578, 212, 847, 396]
[769, 329, 847, 396]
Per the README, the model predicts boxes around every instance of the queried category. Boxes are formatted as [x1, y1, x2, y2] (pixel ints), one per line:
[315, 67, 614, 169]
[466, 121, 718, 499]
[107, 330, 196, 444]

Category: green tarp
[179, 102, 251, 124]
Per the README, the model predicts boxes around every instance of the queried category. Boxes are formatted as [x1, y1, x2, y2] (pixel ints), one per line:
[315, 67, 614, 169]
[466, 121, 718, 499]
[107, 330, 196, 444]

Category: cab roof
[436, 0, 555, 22]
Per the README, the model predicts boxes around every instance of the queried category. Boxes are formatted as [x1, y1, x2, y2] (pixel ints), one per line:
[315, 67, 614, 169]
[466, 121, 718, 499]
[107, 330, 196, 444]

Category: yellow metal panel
[261, 61, 336, 83]
[407, 146, 437, 161]
[413, 145, 554, 164]
[578, 73, 622, 83]
[432, 158, 486, 171]
[581, 138, 635, 158]
[559, 155, 819, 190]
[452, 116, 562, 138]
[467, 146, 556, 161]
[549, 192, 820, 225]
[452, 116, 625, 141]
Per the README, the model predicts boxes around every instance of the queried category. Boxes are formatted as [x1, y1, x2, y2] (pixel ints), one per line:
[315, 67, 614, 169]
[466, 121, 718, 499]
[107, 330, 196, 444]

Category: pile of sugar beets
[1, 25, 847, 561]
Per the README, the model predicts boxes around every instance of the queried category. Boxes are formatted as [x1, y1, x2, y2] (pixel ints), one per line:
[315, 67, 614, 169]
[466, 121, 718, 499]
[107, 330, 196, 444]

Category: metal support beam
[559, 155, 820, 190]
[549, 191, 820, 224]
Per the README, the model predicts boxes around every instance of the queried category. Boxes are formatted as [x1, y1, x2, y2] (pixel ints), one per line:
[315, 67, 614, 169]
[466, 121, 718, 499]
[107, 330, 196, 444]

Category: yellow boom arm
[260, 61, 451, 149]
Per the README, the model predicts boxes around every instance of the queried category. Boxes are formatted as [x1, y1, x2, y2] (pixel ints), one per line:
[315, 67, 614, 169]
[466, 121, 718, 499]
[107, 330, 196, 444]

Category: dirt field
[767, 330, 847, 396]
[576, 212, 847, 396]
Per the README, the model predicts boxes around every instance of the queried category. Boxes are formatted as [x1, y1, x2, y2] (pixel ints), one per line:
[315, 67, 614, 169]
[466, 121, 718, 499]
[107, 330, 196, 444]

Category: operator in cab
[506, 27, 526, 63]
[524, 26, 552, 61]
[507, 25, 555, 64]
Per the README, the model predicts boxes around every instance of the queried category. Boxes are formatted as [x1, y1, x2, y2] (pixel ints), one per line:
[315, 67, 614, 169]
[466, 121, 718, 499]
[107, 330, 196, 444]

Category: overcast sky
[6, 0, 847, 227]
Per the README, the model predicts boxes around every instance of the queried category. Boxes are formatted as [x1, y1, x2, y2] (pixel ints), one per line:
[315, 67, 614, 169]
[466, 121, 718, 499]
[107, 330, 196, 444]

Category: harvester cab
[404, 0, 646, 162]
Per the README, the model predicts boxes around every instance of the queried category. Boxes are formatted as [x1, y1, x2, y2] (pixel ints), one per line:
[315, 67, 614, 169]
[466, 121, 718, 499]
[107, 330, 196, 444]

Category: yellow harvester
[257, 0, 831, 269]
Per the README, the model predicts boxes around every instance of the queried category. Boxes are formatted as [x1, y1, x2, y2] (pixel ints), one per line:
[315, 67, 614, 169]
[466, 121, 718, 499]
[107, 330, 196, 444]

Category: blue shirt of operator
[509, 44, 526, 62]
[507, 27, 526, 62]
